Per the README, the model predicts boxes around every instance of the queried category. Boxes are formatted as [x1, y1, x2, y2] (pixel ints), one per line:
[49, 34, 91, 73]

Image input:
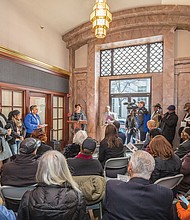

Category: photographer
[125, 109, 137, 144]
[137, 101, 150, 141]
[151, 103, 162, 127]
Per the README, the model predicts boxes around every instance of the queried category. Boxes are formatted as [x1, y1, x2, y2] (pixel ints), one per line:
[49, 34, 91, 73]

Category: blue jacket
[0, 205, 16, 220]
[24, 113, 41, 134]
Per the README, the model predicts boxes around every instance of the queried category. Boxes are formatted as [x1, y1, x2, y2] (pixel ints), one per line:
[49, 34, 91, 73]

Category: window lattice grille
[100, 42, 163, 76]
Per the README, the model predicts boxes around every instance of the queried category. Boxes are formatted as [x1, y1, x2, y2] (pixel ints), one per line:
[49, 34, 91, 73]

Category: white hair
[73, 130, 87, 145]
[36, 150, 80, 192]
[129, 150, 155, 180]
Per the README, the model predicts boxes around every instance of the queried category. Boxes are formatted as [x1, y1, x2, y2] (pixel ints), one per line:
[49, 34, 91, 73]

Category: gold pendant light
[90, 0, 112, 38]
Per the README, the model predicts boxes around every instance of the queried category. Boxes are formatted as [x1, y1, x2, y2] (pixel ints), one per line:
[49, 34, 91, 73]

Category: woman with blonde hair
[17, 150, 87, 220]
[149, 135, 181, 183]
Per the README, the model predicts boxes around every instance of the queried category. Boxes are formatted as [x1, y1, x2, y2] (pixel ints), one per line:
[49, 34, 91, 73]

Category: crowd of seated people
[1, 102, 190, 220]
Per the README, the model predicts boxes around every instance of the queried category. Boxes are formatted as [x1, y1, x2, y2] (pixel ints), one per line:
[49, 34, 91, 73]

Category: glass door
[30, 95, 46, 125]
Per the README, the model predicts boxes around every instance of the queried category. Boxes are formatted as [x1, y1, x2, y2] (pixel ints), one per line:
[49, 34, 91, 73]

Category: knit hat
[167, 105, 175, 111]
[82, 137, 97, 153]
[20, 138, 41, 154]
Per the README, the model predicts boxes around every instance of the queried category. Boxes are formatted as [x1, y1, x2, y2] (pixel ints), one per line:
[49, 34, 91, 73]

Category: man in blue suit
[102, 150, 173, 220]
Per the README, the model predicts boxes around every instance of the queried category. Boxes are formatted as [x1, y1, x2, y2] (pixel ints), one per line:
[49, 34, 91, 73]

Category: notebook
[126, 142, 138, 153]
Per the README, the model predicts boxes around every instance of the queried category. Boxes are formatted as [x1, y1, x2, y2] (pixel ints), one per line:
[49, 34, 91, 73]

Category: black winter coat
[175, 139, 190, 159]
[150, 154, 181, 183]
[17, 183, 87, 220]
[160, 111, 178, 143]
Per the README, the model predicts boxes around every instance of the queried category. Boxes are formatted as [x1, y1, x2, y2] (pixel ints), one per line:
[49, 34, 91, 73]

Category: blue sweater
[0, 205, 16, 220]
[24, 113, 41, 134]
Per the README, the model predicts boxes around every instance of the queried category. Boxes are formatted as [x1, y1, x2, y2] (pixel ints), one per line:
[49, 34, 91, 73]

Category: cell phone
[178, 195, 189, 206]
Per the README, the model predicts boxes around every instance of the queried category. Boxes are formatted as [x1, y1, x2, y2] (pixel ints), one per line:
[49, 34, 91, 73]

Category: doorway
[110, 78, 151, 120]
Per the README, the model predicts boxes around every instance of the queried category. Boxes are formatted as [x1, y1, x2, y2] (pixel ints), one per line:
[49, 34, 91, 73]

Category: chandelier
[90, 0, 112, 38]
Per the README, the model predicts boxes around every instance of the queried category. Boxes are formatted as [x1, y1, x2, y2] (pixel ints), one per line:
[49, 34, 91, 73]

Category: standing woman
[8, 110, 26, 155]
[24, 105, 46, 138]
[0, 105, 12, 168]
[71, 104, 87, 131]
[17, 150, 87, 220]
[98, 124, 124, 167]
[0, 127, 12, 169]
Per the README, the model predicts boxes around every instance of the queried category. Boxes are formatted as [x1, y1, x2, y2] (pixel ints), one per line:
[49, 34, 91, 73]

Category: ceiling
[11, 0, 162, 35]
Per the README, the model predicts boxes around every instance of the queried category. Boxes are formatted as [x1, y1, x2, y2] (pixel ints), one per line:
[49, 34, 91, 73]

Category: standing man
[101, 106, 118, 125]
[137, 101, 150, 141]
[178, 102, 190, 143]
[100, 106, 118, 140]
[102, 150, 173, 220]
[160, 105, 178, 146]
[151, 103, 162, 127]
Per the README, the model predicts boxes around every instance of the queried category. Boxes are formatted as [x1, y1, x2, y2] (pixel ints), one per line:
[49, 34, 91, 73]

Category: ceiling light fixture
[90, 0, 112, 38]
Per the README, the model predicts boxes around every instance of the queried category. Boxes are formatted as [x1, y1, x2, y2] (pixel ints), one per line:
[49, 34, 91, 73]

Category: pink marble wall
[64, 5, 190, 144]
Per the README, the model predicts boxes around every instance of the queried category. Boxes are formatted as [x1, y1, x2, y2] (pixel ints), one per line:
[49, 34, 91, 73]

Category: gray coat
[0, 128, 12, 161]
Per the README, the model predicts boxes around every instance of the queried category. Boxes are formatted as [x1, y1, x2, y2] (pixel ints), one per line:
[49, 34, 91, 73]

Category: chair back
[154, 174, 184, 189]
[104, 157, 129, 179]
[73, 175, 105, 220]
[0, 185, 36, 212]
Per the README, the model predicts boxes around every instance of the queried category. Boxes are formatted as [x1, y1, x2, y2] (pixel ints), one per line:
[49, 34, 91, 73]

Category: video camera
[123, 99, 138, 110]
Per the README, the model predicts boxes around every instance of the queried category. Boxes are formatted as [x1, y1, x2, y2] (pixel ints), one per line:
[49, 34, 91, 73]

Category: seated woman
[17, 150, 87, 220]
[63, 130, 87, 159]
[98, 124, 124, 167]
[31, 128, 52, 158]
[176, 152, 190, 193]
[67, 137, 103, 176]
[149, 135, 181, 183]
[175, 127, 190, 159]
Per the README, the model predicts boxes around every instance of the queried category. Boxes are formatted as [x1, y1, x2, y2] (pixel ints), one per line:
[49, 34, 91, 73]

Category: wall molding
[62, 5, 190, 50]
[0, 46, 70, 78]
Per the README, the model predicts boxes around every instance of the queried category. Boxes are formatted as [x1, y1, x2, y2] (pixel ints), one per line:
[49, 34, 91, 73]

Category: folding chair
[103, 157, 129, 180]
[154, 174, 184, 189]
[0, 185, 36, 212]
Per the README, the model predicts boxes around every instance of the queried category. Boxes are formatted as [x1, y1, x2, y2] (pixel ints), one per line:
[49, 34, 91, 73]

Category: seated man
[1, 138, 41, 186]
[102, 150, 174, 220]
[67, 137, 103, 176]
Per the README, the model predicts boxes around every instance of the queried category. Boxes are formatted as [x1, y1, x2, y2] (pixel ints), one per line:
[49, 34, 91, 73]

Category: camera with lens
[123, 99, 138, 110]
